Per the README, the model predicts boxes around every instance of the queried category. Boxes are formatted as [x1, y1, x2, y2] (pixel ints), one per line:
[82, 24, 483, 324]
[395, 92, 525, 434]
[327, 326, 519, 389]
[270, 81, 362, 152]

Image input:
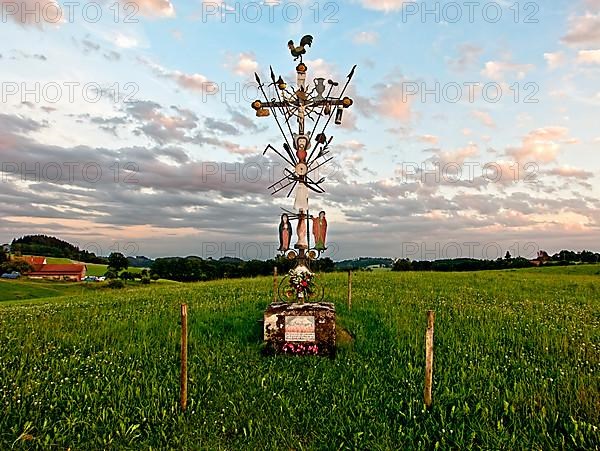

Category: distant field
[44, 257, 73, 264]
[519, 263, 600, 276]
[0, 265, 597, 449]
[84, 263, 108, 276]
[0, 278, 166, 303]
[0, 279, 86, 302]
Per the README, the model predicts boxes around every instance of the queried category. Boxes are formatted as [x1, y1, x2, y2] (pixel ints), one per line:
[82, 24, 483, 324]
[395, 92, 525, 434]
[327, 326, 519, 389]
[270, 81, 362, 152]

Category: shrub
[0, 261, 33, 274]
[107, 279, 124, 289]
[119, 271, 135, 281]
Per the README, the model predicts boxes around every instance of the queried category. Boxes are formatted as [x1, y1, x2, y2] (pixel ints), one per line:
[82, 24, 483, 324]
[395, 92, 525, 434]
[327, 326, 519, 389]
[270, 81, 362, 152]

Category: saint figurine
[295, 209, 308, 249]
[278, 214, 292, 252]
[312, 210, 327, 251]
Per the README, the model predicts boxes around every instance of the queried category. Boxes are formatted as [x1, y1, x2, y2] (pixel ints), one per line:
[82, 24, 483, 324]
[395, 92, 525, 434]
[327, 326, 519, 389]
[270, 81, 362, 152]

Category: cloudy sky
[1, 0, 599, 260]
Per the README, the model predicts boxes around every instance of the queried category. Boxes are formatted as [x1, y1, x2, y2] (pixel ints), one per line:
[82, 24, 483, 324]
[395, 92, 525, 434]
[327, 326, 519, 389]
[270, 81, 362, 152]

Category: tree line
[392, 250, 600, 272]
[149, 256, 335, 282]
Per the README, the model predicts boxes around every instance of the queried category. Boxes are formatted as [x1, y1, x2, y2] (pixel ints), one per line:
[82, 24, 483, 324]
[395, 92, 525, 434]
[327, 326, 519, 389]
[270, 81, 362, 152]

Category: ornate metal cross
[252, 35, 356, 265]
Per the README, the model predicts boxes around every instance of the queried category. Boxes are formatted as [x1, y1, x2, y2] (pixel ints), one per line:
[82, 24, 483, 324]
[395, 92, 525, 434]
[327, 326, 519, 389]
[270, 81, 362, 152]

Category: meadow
[0, 267, 598, 449]
[0, 279, 88, 302]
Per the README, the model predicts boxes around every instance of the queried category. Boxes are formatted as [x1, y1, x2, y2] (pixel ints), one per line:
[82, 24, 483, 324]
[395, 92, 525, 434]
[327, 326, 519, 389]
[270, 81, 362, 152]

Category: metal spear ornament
[252, 35, 355, 298]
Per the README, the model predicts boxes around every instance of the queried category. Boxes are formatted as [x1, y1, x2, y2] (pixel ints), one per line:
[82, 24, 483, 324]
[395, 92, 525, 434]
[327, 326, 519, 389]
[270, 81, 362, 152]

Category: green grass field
[0, 279, 165, 303]
[0, 279, 87, 302]
[1, 266, 598, 449]
[44, 257, 74, 264]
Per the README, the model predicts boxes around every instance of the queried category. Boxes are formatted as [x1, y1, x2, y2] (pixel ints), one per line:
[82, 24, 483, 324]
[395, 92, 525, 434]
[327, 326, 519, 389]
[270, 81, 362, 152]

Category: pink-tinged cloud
[577, 49, 600, 64]
[547, 167, 594, 179]
[139, 57, 217, 94]
[1, 0, 62, 26]
[543, 52, 565, 69]
[481, 60, 535, 81]
[359, 0, 411, 11]
[430, 144, 479, 165]
[419, 135, 439, 144]
[375, 81, 412, 121]
[506, 127, 570, 164]
[562, 13, 600, 46]
[341, 140, 366, 151]
[302, 58, 338, 80]
[472, 110, 495, 128]
[127, 0, 175, 17]
[225, 52, 259, 76]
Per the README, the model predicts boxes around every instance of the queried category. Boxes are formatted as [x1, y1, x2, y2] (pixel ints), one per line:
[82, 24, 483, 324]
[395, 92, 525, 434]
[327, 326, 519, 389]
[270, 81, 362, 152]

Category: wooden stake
[347, 270, 352, 310]
[180, 304, 188, 412]
[424, 310, 435, 409]
[273, 266, 278, 303]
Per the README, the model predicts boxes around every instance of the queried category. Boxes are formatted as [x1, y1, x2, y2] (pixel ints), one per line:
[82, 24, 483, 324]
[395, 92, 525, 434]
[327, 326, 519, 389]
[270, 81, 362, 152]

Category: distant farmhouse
[28, 264, 87, 282]
[4, 253, 88, 281]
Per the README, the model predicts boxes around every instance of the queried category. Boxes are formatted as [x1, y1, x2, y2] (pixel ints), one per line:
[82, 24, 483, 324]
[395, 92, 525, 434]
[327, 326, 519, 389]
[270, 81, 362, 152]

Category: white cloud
[481, 61, 535, 81]
[353, 31, 379, 45]
[544, 52, 565, 70]
[481, 60, 535, 81]
[302, 58, 337, 79]
[114, 33, 139, 49]
[225, 52, 259, 76]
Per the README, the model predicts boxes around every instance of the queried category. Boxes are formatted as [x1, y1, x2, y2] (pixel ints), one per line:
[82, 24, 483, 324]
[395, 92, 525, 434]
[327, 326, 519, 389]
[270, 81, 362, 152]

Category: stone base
[263, 302, 336, 357]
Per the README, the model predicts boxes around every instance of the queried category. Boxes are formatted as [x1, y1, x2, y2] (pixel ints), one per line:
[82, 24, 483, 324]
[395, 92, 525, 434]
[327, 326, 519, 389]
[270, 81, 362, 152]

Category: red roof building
[28, 264, 87, 281]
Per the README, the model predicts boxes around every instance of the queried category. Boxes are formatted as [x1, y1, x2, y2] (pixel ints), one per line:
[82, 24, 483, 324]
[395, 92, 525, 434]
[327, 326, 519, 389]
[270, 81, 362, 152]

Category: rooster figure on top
[251, 34, 355, 265]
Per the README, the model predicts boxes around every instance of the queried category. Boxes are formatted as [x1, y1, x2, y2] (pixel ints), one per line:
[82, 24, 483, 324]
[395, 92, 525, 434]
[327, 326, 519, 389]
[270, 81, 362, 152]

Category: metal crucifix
[252, 35, 356, 262]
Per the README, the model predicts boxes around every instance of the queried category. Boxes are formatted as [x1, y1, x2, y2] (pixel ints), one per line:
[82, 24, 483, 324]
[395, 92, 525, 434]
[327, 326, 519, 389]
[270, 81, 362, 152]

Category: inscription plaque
[285, 315, 315, 341]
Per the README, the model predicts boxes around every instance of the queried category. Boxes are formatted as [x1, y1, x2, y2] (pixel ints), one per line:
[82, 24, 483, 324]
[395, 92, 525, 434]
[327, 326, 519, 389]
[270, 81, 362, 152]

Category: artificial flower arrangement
[286, 265, 316, 300]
